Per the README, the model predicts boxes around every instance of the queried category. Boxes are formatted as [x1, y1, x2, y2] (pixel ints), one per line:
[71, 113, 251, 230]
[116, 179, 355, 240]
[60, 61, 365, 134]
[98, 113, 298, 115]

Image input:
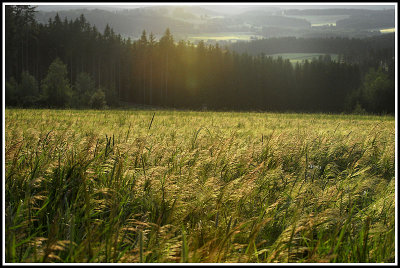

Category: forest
[5, 5, 395, 114]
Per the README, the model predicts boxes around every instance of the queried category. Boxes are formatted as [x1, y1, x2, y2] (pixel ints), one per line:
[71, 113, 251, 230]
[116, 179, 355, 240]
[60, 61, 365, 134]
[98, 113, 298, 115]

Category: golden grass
[4, 108, 396, 263]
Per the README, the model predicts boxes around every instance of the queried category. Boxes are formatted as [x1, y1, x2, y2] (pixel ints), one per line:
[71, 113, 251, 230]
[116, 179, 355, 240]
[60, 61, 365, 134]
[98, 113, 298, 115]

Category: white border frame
[2, 2, 398, 266]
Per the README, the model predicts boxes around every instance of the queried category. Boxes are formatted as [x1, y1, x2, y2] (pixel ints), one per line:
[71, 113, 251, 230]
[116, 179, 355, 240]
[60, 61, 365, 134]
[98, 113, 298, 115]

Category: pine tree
[159, 28, 174, 105]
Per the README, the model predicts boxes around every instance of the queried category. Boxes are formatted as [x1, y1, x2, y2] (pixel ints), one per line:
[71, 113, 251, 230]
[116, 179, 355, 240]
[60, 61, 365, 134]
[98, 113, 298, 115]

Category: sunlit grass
[5, 108, 395, 263]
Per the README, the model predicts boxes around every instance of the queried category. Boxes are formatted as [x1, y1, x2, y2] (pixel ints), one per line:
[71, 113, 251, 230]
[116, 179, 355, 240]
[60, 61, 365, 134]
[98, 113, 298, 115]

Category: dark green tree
[73, 72, 96, 107]
[5, 5, 37, 80]
[89, 88, 106, 109]
[159, 28, 174, 105]
[41, 58, 72, 107]
[19, 71, 39, 106]
[361, 68, 394, 113]
[5, 77, 19, 106]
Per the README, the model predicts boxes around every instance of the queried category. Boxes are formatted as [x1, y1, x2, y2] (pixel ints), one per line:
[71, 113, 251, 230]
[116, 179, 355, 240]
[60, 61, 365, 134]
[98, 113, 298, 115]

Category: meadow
[4, 108, 396, 263]
[284, 15, 350, 27]
[379, 28, 396, 34]
[185, 32, 263, 42]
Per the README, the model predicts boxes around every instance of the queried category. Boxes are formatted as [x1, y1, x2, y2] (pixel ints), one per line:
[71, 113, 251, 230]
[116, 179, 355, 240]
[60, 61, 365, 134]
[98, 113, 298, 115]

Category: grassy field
[184, 32, 263, 42]
[4, 108, 396, 263]
[380, 28, 396, 34]
[267, 53, 339, 64]
[284, 15, 350, 27]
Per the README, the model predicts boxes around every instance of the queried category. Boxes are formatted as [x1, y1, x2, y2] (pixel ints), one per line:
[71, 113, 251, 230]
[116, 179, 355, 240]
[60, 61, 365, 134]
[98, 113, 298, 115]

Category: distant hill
[33, 6, 237, 37]
[283, 8, 394, 16]
[233, 10, 311, 28]
[34, 7, 195, 37]
[34, 5, 143, 12]
[284, 8, 395, 30]
[336, 9, 395, 30]
[33, 5, 395, 40]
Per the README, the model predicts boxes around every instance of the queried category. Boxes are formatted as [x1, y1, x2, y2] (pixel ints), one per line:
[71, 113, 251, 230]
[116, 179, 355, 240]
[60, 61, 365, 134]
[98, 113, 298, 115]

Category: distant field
[285, 15, 350, 27]
[267, 53, 339, 64]
[186, 32, 263, 42]
[380, 27, 396, 33]
[5, 109, 395, 263]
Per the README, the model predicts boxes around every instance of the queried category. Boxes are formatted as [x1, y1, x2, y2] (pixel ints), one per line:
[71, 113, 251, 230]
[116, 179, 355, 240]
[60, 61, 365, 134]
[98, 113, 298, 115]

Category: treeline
[5, 6, 395, 114]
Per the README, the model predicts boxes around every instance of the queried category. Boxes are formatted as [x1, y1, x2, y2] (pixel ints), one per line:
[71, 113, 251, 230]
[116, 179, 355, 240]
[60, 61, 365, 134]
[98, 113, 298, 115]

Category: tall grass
[4, 108, 395, 263]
